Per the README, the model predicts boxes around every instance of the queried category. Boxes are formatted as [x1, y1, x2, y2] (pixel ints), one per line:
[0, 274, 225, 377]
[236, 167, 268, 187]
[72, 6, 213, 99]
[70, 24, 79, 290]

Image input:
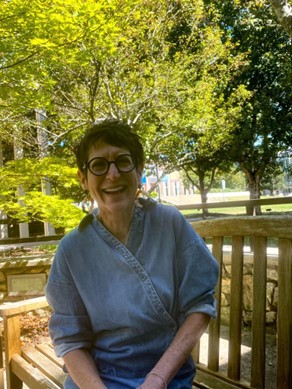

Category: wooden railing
[191, 215, 292, 389]
[175, 195, 292, 212]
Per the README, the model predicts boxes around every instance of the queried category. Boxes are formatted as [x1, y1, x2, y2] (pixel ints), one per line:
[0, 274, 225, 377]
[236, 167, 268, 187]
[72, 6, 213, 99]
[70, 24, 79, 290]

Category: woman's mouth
[103, 186, 125, 194]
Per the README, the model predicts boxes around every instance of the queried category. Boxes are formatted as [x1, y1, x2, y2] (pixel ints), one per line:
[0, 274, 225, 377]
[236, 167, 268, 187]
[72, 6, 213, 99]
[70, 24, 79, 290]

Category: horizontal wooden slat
[35, 344, 64, 369]
[21, 346, 66, 387]
[11, 354, 59, 389]
[195, 365, 250, 389]
[192, 216, 292, 239]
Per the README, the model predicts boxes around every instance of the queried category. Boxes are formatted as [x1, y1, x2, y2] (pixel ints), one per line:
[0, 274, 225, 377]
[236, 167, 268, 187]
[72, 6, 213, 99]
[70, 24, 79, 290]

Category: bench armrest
[0, 296, 49, 318]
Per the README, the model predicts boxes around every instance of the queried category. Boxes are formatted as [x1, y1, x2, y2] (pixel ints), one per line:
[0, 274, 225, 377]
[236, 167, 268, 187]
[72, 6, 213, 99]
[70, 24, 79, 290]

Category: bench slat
[192, 216, 292, 239]
[208, 236, 223, 372]
[35, 344, 64, 369]
[195, 364, 250, 389]
[277, 238, 292, 388]
[21, 346, 66, 387]
[11, 354, 59, 389]
[251, 236, 267, 388]
[228, 236, 244, 380]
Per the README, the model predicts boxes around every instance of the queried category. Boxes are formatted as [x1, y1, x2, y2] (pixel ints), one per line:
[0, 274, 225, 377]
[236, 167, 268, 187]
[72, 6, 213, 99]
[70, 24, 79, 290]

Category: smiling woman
[76, 121, 144, 243]
[45, 119, 219, 389]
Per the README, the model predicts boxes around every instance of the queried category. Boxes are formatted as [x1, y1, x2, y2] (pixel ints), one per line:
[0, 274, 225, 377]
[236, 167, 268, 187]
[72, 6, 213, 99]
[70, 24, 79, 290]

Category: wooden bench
[0, 296, 66, 389]
[0, 300, 204, 389]
[0, 215, 291, 389]
[192, 215, 292, 389]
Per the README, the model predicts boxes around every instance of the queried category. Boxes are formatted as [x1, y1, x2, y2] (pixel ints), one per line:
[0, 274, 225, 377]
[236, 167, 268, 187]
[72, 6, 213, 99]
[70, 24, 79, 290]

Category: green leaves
[0, 156, 83, 229]
[0, 0, 291, 227]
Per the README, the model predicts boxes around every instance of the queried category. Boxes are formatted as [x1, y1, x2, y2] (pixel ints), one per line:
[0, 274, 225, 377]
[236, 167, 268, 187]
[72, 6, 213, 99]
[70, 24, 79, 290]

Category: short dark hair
[76, 119, 145, 173]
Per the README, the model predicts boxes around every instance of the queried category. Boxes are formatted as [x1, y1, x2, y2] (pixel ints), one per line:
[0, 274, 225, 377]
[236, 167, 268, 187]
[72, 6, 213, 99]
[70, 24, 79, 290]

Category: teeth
[104, 186, 123, 193]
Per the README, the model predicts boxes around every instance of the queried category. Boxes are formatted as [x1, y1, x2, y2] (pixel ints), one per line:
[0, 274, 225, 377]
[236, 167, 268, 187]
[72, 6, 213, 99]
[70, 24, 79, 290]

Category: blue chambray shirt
[46, 199, 218, 389]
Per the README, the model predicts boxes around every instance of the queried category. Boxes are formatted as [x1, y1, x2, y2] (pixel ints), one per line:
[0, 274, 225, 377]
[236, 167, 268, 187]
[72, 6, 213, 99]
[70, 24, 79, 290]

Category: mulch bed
[20, 310, 51, 347]
[0, 246, 54, 259]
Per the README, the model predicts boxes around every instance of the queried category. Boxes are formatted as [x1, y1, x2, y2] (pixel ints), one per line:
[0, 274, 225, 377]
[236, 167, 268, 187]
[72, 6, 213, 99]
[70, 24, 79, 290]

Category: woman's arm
[63, 349, 106, 389]
[138, 312, 210, 389]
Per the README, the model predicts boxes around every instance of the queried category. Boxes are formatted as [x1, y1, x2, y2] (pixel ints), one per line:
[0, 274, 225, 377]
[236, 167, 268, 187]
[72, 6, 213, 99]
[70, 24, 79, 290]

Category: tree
[204, 0, 292, 213]
[0, 0, 156, 229]
[0, 0, 137, 139]
[140, 1, 250, 210]
[0, 1, 176, 226]
[2, 0, 290, 228]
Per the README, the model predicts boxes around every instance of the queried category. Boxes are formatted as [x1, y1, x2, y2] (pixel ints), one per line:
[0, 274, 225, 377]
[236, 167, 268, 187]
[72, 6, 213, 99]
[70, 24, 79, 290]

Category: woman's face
[79, 140, 142, 216]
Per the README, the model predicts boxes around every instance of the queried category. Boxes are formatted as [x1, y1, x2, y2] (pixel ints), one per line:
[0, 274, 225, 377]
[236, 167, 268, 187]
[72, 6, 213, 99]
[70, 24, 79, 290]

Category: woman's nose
[106, 162, 120, 178]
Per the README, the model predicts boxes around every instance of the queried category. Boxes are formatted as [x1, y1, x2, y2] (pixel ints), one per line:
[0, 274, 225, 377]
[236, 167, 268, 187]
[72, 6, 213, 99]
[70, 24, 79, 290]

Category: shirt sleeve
[174, 215, 219, 320]
[46, 242, 93, 358]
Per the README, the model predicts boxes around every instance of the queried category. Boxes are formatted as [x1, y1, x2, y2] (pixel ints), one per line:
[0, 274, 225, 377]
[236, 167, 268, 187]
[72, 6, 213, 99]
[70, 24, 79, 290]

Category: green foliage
[204, 0, 292, 200]
[0, 187, 84, 232]
[0, 0, 291, 228]
[141, 2, 250, 203]
[22, 191, 84, 232]
[0, 156, 84, 230]
[0, 156, 79, 193]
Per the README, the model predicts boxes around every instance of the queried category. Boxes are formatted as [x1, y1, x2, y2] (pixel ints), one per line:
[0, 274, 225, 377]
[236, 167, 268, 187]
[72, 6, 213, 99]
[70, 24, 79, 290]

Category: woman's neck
[98, 205, 135, 244]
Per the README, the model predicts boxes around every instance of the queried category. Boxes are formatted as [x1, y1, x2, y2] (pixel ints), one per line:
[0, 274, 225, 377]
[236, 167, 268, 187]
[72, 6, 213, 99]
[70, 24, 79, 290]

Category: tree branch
[0, 51, 39, 70]
[270, 0, 292, 37]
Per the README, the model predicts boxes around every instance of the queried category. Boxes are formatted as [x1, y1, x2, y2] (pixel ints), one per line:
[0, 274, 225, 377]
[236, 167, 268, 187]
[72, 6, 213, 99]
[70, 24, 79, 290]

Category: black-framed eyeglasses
[83, 154, 135, 176]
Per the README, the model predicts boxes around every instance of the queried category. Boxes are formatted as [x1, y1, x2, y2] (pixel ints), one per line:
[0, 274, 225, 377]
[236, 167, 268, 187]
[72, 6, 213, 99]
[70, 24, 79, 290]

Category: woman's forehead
[88, 140, 130, 159]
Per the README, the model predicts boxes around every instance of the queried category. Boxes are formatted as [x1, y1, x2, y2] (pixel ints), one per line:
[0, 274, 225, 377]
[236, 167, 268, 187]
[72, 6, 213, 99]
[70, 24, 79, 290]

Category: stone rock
[267, 269, 278, 282]
[266, 311, 277, 324]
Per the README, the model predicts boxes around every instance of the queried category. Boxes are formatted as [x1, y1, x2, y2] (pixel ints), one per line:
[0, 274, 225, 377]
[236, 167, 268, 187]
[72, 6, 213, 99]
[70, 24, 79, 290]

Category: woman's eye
[117, 157, 132, 166]
[91, 160, 107, 171]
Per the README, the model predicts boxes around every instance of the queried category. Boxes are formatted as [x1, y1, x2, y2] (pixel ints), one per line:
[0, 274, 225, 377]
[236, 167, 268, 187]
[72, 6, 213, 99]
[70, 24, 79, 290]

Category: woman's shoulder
[78, 212, 95, 231]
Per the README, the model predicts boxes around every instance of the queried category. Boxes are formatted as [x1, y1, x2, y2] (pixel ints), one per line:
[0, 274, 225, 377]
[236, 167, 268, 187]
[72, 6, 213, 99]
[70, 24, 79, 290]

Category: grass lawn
[180, 199, 292, 217]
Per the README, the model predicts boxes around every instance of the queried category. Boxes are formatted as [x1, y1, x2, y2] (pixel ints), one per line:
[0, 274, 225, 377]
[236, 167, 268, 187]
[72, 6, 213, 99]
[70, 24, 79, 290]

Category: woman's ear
[78, 170, 88, 191]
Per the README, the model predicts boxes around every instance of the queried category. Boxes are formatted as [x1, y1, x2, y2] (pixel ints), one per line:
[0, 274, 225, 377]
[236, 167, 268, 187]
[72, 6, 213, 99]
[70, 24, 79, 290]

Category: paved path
[0, 240, 60, 252]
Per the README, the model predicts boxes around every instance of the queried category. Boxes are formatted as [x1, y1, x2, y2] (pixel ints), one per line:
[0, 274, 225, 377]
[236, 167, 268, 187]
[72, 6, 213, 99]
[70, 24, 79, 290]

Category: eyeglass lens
[88, 154, 135, 176]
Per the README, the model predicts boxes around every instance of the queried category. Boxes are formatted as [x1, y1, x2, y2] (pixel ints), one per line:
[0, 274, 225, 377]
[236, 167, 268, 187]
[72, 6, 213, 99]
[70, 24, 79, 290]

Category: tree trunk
[0, 141, 8, 238]
[200, 190, 209, 218]
[247, 174, 262, 215]
[36, 109, 56, 236]
[13, 137, 29, 238]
